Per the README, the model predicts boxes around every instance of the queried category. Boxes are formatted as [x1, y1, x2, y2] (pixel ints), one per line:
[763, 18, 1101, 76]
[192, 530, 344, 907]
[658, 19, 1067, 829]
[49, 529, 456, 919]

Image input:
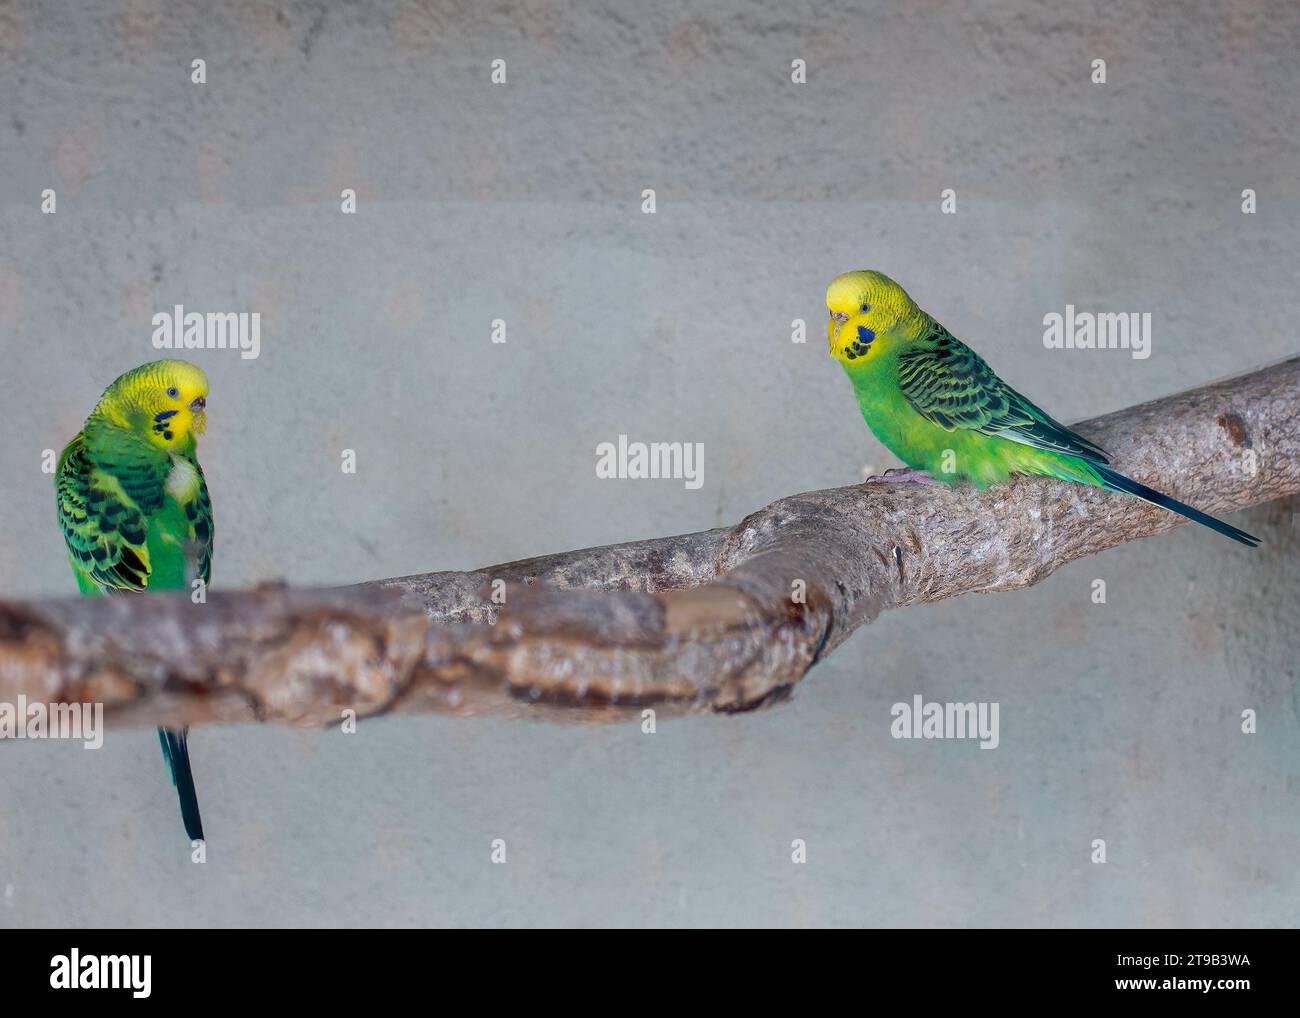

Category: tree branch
[3, 358, 1297, 727]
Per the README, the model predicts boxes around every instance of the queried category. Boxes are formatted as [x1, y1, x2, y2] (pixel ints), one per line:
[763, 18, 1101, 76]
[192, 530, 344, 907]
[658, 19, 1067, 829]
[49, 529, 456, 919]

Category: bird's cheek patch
[845, 325, 875, 359]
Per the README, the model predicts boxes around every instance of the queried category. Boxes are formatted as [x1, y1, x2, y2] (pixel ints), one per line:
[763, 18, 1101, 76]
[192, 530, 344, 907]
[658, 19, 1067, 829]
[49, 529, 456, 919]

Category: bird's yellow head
[89, 359, 209, 450]
[826, 270, 921, 369]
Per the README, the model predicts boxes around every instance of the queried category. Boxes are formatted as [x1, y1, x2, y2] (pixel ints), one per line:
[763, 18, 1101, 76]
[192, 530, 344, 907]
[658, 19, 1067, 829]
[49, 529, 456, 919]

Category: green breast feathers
[57, 430, 213, 595]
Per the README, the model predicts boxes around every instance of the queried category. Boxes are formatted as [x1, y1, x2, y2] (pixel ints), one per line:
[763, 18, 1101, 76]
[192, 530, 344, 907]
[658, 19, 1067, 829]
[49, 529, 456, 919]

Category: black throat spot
[848, 325, 875, 357]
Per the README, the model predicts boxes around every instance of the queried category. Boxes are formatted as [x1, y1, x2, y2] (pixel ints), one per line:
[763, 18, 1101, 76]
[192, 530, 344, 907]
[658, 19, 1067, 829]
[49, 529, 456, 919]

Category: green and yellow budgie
[826, 270, 1258, 546]
[56, 359, 214, 841]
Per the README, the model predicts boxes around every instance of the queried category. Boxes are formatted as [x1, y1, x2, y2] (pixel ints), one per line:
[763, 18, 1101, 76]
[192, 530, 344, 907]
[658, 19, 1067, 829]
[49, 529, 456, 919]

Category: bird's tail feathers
[1094, 465, 1259, 547]
[158, 726, 205, 842]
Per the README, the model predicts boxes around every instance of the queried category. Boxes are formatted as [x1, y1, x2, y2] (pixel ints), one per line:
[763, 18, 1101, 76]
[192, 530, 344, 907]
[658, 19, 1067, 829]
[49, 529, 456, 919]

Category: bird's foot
[864, 467, 943, 487]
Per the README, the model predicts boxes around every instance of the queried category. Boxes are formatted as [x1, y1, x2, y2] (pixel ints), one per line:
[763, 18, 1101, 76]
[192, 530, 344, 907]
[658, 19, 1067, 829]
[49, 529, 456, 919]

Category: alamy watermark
[595, 435, 704, 490]
[0, 697, 103, 749]
[50, 949, 150, 998]
[890, 694, 999, 749]
[152, 304, 261, 359]
[1043, 305, 1151, 360]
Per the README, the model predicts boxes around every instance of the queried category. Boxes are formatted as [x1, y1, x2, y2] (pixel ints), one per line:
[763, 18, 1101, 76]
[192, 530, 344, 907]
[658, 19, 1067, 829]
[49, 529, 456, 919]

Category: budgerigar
[826, 270, 1258, 546]
[56, 359, 214, 841]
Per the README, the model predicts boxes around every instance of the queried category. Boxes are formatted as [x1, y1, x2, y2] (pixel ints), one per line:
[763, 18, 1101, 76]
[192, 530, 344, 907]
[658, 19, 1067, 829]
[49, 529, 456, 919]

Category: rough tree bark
[2, 358, 1296, 727]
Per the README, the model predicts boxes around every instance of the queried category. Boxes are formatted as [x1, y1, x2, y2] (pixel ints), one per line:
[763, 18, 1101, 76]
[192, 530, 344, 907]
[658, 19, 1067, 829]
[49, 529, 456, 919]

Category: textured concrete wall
[1, 0, 1297, 927]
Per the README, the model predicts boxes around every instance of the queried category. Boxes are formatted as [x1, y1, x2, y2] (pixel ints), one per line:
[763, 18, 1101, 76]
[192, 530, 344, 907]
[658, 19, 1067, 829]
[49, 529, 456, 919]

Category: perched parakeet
[56, 359, 214, 841]
[826, 271, 1258, 546]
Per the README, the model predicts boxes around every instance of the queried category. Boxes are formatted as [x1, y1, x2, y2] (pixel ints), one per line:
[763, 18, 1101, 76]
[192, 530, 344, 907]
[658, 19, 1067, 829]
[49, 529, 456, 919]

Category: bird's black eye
[860, 303, 871, 313]
[167, 387, 179, 399]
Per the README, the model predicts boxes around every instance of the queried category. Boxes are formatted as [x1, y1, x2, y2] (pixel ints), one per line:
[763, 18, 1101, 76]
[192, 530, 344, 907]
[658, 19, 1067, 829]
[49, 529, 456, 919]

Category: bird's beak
[190, 396, 207, 435]
[828, 311, 849, 352]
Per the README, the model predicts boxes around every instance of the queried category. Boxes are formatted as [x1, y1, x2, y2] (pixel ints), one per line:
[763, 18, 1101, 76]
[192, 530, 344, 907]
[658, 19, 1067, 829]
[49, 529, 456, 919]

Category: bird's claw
[864, 467, 943, 487]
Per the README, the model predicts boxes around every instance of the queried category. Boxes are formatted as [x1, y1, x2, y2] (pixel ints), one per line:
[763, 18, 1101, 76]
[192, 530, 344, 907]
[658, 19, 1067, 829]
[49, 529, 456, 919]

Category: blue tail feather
[1094, 465, 1260, 547]
[158, 727, 205, 842]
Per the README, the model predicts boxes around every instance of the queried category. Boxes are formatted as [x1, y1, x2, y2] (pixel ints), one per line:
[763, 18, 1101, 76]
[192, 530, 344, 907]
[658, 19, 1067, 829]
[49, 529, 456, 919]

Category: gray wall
[1, 0, 1297, 927]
